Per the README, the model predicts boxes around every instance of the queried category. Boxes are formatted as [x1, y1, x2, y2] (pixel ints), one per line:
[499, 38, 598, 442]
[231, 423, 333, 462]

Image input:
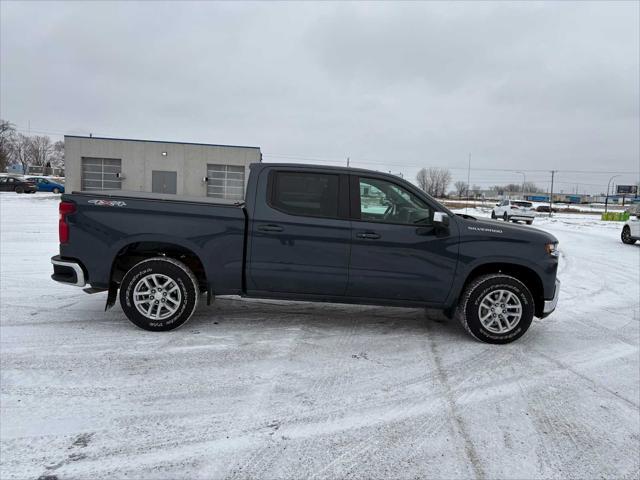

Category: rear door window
[270, 171, 340, 218]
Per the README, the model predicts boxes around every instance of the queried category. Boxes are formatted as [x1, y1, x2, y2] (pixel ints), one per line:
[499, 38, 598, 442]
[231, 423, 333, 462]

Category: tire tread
[455, 273, 531, 343]
[120, 256, 200, 331]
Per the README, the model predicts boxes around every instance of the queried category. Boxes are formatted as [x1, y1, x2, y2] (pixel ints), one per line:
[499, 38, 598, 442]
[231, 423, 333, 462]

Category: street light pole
[605, 175, 621, 213]
[516, 171, 526, 198]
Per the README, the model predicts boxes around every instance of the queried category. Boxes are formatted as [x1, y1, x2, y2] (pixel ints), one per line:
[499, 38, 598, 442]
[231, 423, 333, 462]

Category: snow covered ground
[1, 193, 638, 479]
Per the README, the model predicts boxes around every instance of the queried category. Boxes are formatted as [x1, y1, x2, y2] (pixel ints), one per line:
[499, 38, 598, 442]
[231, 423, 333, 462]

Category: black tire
[456, 274, 535, 344]
[119, 257, 199, 332]
[53, 188, 60, 194]
[491, 211, 497, 219]
[622, 226, 636, 245]
[503, 212, 508, 221]
[15, 186, 23, 194]
[526, 220, 533, 225]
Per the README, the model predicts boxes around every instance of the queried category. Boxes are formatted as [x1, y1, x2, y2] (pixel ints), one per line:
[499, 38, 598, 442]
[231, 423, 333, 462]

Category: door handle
[356, 232, 380, 240]
[257, 224, 284, 232]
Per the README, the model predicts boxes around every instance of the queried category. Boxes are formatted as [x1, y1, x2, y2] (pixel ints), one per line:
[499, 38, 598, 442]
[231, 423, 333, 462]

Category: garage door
[81, 158, 122, 191]
[207, 164, 244, 201]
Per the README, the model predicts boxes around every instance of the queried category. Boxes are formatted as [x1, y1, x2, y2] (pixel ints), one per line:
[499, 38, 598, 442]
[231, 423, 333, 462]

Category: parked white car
[621, 210, 640, 245]
[492, 199, 536, 224]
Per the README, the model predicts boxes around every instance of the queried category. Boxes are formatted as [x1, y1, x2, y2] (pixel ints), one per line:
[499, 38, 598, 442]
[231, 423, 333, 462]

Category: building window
[207, 164, 244, 201]
[270, 171, 340, 218]
[81, 157, 122, 191]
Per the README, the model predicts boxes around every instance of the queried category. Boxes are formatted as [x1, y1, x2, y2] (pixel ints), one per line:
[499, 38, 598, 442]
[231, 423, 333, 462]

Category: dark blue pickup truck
[51, 163, 560, 344]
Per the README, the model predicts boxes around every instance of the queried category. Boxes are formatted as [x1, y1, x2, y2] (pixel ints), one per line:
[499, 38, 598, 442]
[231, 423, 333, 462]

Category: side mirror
[496, 203, 500, 207]
[433, 211, 449, 227]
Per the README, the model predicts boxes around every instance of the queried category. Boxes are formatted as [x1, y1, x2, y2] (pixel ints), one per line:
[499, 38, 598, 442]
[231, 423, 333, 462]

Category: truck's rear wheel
[119, 257, 199, 331]
[456, 274, 534, 344]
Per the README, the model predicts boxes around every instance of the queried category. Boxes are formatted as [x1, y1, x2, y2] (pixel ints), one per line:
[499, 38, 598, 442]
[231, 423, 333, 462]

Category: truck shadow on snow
[174, 297, 473, 341]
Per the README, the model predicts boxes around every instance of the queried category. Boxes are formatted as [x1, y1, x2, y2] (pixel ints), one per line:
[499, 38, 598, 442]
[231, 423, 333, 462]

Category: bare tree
[50, 140, 65, 170]
[416, 167, 452, 198]
[454, 180, 468, 199]
[28, 135, 53, 167]
[8, 133, 32, 174]
[416, 168, 429, 192]
[0, 120, 15, 172]
[491, 182, 540, 194]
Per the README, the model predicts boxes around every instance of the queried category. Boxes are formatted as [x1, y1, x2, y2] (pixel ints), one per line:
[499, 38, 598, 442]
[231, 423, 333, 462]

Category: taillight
[59, 201, 76, 244]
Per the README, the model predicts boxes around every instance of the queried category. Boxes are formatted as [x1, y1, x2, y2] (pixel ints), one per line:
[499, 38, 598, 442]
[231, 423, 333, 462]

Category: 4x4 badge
[88, 199, 127, 207]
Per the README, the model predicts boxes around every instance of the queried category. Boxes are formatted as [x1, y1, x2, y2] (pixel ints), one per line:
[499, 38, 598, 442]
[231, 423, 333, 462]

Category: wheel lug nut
[154, 300, 159, 304]
[163, 292, 167, 296]
[161, 299, 165, 303]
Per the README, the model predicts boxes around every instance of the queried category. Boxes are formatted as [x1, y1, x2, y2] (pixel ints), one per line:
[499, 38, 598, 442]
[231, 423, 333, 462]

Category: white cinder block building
[64, 136, 262, 200]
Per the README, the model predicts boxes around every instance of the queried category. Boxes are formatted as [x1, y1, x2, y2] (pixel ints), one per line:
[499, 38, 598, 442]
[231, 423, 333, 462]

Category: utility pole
[549, 170, 556, 217]
[465, 153, 471, 214]
[346, 157, 350, 167]
[605, 174, 620, 213]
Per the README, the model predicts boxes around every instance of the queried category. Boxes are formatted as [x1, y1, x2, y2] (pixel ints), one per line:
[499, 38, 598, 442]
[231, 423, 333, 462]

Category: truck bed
[59, 190, 247, 292]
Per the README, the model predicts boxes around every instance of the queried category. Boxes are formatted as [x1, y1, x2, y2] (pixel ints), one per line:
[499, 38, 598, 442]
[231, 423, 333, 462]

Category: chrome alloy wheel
[133, 273, 182, 320]
[478, 289, 522, 334]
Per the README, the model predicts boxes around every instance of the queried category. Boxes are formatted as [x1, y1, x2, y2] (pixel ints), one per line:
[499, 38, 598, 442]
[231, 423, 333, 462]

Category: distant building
[6, 164, 24, 175]
[64, 135, 262, 199]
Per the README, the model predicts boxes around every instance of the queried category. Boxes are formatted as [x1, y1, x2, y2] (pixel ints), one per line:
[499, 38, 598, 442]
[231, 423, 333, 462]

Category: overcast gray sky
[1, 1, 638, 193]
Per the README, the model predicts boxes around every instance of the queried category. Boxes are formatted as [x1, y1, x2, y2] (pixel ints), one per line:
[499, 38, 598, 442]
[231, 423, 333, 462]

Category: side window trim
[266, 169, 349, 220]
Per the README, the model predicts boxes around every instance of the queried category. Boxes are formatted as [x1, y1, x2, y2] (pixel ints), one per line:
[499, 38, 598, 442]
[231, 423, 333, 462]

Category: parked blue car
[26, 177, 65, 194]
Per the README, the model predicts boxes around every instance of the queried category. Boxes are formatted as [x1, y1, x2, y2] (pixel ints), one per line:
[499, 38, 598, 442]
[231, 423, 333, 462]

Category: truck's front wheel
[456, 274, 534, 344]
[119, 257, 199, 332]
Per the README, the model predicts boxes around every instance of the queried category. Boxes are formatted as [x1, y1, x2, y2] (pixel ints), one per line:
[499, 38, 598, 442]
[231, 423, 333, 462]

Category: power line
[263, 154, 638, 175]
[9, 124, 639, 177]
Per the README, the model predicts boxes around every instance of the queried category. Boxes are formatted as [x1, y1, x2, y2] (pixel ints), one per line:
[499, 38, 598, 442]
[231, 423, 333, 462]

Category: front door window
[359, 177, 432, 225]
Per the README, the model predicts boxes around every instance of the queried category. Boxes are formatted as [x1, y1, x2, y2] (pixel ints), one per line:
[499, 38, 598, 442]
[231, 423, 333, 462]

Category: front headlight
[545, 242, 560, 258]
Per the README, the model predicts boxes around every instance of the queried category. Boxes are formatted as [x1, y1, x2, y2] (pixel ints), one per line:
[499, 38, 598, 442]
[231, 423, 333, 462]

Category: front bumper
[51, 255, 86, 287]
[542, 278, 560, 316]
